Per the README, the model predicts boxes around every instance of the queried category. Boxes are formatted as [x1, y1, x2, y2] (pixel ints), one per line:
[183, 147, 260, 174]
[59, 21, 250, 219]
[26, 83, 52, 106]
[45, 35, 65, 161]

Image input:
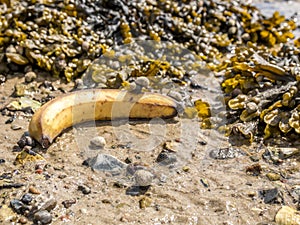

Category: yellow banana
[29, 89, 177, 148]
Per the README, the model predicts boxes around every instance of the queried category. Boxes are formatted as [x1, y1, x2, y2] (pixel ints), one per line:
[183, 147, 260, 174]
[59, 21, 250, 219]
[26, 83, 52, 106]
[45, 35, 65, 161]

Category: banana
[29, 89, 178, 148]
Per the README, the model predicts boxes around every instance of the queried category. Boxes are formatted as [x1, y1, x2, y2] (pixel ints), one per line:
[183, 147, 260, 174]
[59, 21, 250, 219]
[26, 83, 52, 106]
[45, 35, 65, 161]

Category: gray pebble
[90, 136, 106, 148]
[34, 210, 52, 224]
[84, 153, 126, 174]
[134, 170, 154, 187]
[135, 76, 150, 88]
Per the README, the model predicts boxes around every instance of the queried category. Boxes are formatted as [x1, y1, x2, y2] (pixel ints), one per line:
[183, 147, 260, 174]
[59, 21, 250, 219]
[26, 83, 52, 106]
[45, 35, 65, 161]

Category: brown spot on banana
[29, 89, 178, 148]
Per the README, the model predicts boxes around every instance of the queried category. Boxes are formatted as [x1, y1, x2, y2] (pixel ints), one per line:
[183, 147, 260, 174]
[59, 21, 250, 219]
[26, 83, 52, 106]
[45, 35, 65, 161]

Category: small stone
[34, 210, 52, 224]
[275, 206, 300, 225]
[82, 41, 90, 52]
[24, 72, 37, 83]
[10, 199, 29, 214]
[40, 198, 57, 212]
[90, 136, 106, 148]
[156, 150, 177, 165]
[182, 166, 190, 172]
[18, 216, 28, 224]
[266, 172, 281, 181]
[200, 178, 209, 188]
[247, 191, 256, 198]
[259, 188, 283, 204]
[11, 124, 22, 130]
[246, 163, 262, 176]
[0, 74, 6, 84]
[78, 185, 91, 195]
[139, 196, 152, 209]
[279, 148, 300, 159]
[0, 159, 5, 164]
[135, 76, 150, 88]
[80, 208, 87, 214]
[134, 170, 154, 187]
[29, 185, 41, 194]
[25, 136, 34, 147]
[62, 199, 76, 208]
[101, 199, 112, 204]
[21, 193, 33, 205]
[84, 153, 126, 174]
[228, 26, 237, 35]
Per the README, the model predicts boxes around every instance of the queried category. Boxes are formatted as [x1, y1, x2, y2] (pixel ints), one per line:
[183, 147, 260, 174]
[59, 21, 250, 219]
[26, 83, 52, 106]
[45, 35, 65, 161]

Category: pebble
[21, 193, 33, 205]
[40, 198, 57, 212]
[29, 185, 41, 194]
[84, 153, 126, 174]
[279, 147, 300, 159]
[135, 76, 150, 88]
[62, 199, 76, 208]
[89, 136, 106, 148]
[18, 217, 28, 224]
[24, 71, 37, 83]
[0, 159, 5, 164]
[10, 199, 29, 214]
[259, 188, 283, 204]
[246, 163, 262, 176]
[266, 172, 281, 181]
[139, 196, 152, 209]
[182, 166, 190, 172]
[34, 210, 52, 224]
[78, 184, 91, 195]
[156, 151, 177, 165]
[134, 170, 154, 187]
[80, 208, 87, 214]
[275, 206, 300, 225]
[11, 124, 22, 130]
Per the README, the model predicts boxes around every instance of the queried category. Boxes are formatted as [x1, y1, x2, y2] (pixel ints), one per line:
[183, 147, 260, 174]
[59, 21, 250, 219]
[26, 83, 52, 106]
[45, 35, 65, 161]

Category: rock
[246, 163, 262, 176]
[78, 185, 91, 195]
[139, 196, 152, 209]
[62, 199, 76, 208]
[84, 153, 126, 174]
[10, 199, 29, 214]
[182, 166, 190, 172]
[125, 186, 150, 196]
[21, 193, 33, 205]
[80, 208, 87, 214]
[11, 124, 22, 130]
[134, 170, 154, 187]
[156, 150, 177, 165]
[33, 210, 52, 224]
[275, 206, 300, 225]
[24, 72, 37, 83]
[29, 185, 41, 194]
[135, 76, 150, 88]
[89, 136, 106, 149]
[259, 188, 283, 204]
[18, 216, 28, 224]
[266, 172, 281, 181]
[40, 198, 57, 212]
[279, 148, 300, 159]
